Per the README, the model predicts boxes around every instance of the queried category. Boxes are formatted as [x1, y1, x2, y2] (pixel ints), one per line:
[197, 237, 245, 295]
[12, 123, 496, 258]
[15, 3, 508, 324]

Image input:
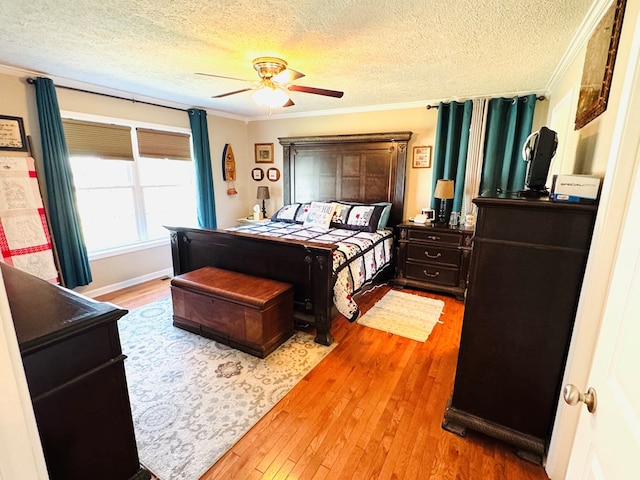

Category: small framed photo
[0, 115, 28, 152]
[412, 146, 432, 168]
[267, 167, 280, 181]
[251, 167, 264, 181]
[255, 143, 274, 163]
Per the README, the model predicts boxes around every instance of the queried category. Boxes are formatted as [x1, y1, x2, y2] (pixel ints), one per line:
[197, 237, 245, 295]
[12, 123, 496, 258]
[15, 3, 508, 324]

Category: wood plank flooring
[98, 279, 549, 480]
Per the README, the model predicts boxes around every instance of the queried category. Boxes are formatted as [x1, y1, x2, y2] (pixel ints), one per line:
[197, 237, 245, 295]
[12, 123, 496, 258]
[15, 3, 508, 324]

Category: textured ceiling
[0, 0, 594, 119]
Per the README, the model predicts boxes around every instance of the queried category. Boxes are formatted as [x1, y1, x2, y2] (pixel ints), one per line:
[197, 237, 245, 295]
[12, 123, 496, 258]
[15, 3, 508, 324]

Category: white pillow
[330, 202, 352, 227]
[271, 203, 300, 223]
[303, 201, 337, 230]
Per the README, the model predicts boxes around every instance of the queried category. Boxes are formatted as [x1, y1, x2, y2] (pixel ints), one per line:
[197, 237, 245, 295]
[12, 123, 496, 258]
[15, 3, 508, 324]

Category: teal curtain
[33, 77, 92, 288]
[188, 109, 216, 229]
[480, 94, 537, 195]
[431, 100, 473, 220]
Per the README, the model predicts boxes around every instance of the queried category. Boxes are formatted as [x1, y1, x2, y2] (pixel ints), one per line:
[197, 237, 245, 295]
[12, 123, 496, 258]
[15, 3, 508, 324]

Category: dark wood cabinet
[1, 263, 149, 480]
[394, 222, 474, 300]
[442, 196, 597, 463]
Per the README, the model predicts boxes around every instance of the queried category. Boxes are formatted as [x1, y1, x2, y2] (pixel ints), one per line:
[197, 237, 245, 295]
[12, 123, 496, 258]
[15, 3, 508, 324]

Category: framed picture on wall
[251, 167, 264, 181]
[255, 143, 274, 163]
[574, 0, 626, 130]
[412, 146, 432, 168]
[0, 115, 28, 151]
[267, 167, 280, 181]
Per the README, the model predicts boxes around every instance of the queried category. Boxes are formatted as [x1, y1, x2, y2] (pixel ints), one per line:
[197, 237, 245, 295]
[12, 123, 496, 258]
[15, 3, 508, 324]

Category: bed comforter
[228, 221, 394, 321]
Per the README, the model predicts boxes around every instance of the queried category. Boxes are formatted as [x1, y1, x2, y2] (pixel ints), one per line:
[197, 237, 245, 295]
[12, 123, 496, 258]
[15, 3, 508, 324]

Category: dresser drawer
[405, 262, 458, 286]
[407, 229, 462, 246]
[22, 322, 122, 399]
[406, 243, 461, 267]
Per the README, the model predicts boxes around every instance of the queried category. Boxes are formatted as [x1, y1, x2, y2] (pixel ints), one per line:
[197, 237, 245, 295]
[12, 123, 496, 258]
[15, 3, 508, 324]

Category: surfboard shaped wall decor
[222, 143, 237, 195]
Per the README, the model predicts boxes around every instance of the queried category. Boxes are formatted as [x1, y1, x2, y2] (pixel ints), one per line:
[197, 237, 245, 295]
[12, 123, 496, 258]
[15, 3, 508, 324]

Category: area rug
[117, 297, 336, 480]
[356, 290, 444, 341]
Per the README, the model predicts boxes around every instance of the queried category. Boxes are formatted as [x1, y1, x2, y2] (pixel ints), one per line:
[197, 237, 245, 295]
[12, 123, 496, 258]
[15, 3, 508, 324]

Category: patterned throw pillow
[294, 203, 311, 223]
[344, 204, 386, 232]
[330, 202, 352, 228]
[303, 202, 337, 230]
[271, 203, 301, 223]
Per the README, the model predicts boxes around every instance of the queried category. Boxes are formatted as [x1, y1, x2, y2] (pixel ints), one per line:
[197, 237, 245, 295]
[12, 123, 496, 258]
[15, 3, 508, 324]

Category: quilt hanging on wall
[0, 156, 58, 283]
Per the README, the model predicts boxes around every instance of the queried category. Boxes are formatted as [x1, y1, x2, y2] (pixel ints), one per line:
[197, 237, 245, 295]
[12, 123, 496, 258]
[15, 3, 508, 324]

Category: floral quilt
[228, 221, 394, 322]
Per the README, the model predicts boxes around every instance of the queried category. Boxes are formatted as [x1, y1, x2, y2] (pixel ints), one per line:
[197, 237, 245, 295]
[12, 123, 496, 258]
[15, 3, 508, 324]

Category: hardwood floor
[98, 279, 549, 480]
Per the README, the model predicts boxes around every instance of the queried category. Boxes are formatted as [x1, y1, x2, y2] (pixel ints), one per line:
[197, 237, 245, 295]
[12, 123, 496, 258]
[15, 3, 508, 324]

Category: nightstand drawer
[406, 244, 461, 267]
[405, 262, 458, 286]
[407, 229, 462, 246]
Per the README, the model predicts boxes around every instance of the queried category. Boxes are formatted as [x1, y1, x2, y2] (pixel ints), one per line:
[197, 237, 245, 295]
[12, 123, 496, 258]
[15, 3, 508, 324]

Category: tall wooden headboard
[278, 132, 412, 228]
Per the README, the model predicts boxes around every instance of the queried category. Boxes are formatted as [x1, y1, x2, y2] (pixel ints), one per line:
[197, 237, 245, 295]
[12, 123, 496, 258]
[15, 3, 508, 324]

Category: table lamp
[433, 179, 454, 224]
[257, 186, 270, 219]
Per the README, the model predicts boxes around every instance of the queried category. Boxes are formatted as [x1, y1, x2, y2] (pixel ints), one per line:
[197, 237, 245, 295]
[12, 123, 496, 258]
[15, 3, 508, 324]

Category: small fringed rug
[356, 290, 445, 341]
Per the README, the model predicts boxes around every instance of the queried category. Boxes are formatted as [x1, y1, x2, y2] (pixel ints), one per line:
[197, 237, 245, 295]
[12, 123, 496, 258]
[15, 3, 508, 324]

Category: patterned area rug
[118, 297, 336, 480]
[356, 290, 445, 341]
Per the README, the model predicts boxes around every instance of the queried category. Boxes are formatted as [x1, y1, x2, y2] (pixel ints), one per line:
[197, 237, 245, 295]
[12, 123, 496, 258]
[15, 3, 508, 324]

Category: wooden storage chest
[170, 267, 294, 358]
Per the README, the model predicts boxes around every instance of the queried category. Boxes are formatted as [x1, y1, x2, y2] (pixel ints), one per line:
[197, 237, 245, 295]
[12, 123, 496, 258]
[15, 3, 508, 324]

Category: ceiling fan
[196, 57, 344, 108]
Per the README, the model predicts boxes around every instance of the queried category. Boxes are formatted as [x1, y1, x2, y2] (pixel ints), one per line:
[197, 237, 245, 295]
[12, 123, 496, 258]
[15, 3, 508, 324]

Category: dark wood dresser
[442, 195, 597, 463]
[394, 222, 474, 300]
[1, 263, 149, 480]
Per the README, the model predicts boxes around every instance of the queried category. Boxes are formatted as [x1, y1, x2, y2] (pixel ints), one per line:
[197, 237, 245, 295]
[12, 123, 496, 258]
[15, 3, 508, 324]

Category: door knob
[563, 384, 597, 413]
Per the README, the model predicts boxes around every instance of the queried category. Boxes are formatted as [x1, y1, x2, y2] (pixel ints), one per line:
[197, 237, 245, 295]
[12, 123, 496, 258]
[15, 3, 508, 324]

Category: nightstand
[394, 222, 474, 300]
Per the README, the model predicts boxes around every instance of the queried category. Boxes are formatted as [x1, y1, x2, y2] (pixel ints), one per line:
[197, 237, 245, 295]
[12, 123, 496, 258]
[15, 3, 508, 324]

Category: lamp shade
[256, 186, 270, 200]
[433, 179, 455, 199]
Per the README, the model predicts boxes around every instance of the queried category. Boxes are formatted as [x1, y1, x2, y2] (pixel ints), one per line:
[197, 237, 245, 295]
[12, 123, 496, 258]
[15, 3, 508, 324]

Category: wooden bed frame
[166, 131, 412, 345]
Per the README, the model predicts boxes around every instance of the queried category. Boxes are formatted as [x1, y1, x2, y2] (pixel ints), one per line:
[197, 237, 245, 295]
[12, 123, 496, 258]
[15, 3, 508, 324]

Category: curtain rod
[426, 95, 546, 110]
[26, 77, 189, 113]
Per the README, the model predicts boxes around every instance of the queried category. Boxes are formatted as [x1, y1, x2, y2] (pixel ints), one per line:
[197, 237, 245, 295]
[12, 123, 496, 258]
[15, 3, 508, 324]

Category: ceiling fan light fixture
[251, 85, 289, 108]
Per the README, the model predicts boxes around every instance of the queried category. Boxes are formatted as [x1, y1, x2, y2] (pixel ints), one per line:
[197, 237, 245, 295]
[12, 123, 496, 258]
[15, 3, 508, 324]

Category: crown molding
[546, 0, 615, 94]
[0, 63, 550, 123]
[0, 63, 249, 122]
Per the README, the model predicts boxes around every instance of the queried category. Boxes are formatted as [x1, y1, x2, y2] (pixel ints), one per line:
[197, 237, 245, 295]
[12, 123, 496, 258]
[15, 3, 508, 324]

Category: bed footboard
[166, 226, 337, 345]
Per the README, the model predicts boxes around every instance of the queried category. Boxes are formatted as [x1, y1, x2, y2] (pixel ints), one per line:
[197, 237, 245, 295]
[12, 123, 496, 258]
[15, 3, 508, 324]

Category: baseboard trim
[79, 268, 173, 298]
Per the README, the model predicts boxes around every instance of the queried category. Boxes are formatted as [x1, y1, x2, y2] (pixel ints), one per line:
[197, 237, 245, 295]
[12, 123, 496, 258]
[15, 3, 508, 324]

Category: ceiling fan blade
[212, 88, 253, 98]
[283, 98, 295, 108]
[272, 68, 305, 84]
[196, 72, 251, 82]
[287, 84, 344, 98]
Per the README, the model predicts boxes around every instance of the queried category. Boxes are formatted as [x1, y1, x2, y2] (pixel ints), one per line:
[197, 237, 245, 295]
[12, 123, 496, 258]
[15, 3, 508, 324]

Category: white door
[564, 20, 640, 477]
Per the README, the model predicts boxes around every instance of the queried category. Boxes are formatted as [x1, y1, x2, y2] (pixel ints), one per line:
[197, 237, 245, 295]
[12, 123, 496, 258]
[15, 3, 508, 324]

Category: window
[64, 115, 197, 255]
